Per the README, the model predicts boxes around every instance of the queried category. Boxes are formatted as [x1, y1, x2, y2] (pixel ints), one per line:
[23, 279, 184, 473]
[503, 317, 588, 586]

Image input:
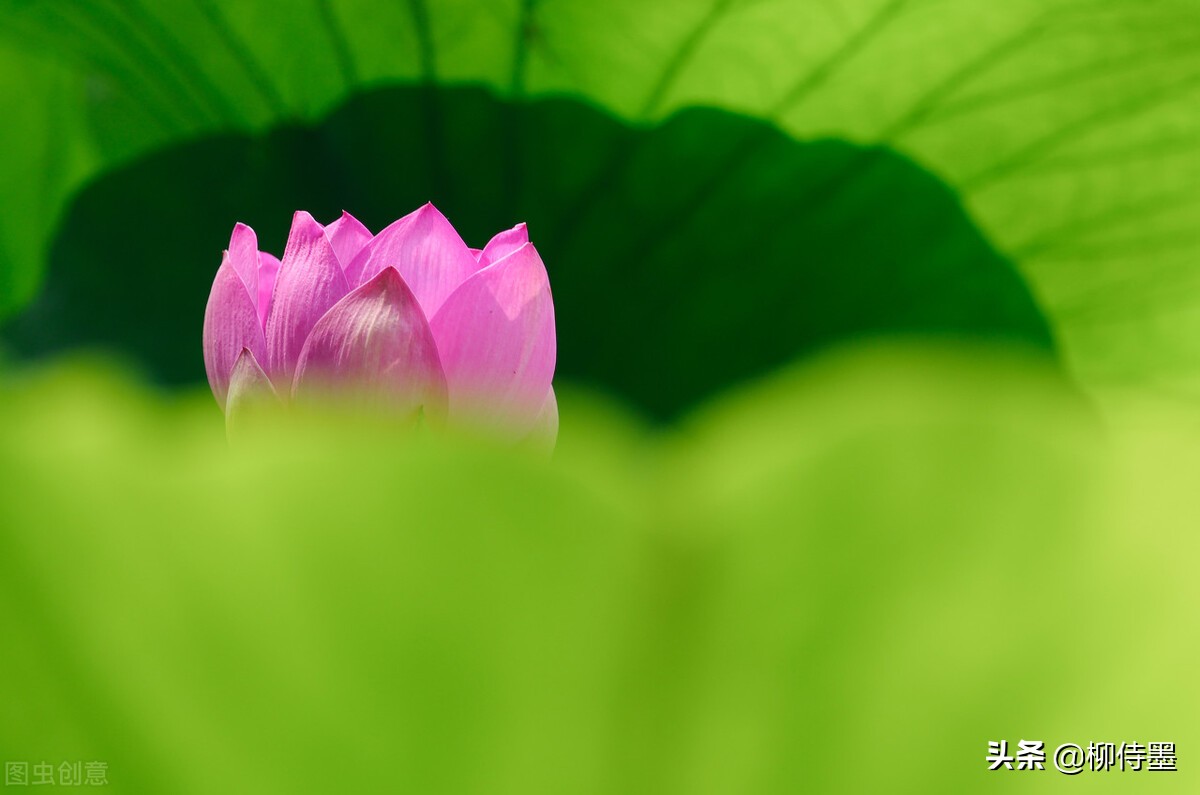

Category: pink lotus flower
[203, 204, 556, 440]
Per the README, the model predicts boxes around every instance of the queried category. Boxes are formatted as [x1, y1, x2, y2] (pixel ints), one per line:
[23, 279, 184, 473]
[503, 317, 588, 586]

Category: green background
[0, 1, 1196, 791]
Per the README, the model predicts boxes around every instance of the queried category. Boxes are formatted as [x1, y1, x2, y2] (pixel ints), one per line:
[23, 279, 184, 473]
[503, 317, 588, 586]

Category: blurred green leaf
[0, 345, 1196, 793]
[4, 86, 1050, 418]
[1, 0, 1197, 402]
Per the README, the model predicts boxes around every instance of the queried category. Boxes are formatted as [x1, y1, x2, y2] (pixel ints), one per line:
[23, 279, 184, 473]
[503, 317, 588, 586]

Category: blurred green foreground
[0, 342, 1195, 793]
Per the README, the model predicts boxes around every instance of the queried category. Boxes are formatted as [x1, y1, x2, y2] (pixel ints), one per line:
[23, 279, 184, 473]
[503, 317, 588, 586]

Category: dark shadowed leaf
[4, 87, 1051, 418]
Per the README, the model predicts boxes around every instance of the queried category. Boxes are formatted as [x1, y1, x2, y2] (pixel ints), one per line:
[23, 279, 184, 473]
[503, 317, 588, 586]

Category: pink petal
[227, 223, 260, 299]
[225, 348, 279, 428]
[343, 203, 478, 318]
[468, 248, 484, 260]
[477, 223, 529, 269]
[324, 211, 373, 271]
[256, 252, 280, 329]
[292, 267, 448, 419]
[264, 211, 350, 390]
[203, 255, 267, 411]
[429, 243, 556, 433]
